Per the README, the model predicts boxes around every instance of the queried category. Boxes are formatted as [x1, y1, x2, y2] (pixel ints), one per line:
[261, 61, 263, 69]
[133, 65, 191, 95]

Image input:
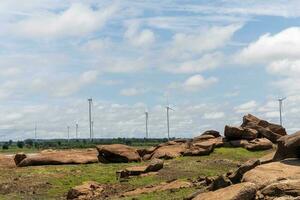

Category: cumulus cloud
[5, 3, 118, 38]
[237, 27, 300, 64]
[234, 100, 257, 113]
[183, 74, 218, 91]
[203, 112, 225, 119]
[124, 21, 155, 47]
[169, 24, 242, 57]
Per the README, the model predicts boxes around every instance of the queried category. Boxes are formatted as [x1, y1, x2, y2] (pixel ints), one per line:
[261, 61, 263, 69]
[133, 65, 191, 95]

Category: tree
[2, 143, 9, 150]
[17, 141, 24, 148]
[8, 140, 13, 145]
[24, 139, 34, 147]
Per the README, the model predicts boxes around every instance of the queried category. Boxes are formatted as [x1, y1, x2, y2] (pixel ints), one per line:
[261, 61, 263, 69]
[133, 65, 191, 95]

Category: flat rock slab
[242, 159, 300, 189]
[0, 154, 15, 168]
[193, 182, 257, 200]
[122, 180, 193, 197]
[15, 149, 98, 167]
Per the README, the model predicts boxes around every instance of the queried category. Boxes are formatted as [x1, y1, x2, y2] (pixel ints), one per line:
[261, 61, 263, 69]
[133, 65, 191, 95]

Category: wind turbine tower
[166, 104, 174, 140]
[278, 97, 287, 126]
[88, 98, 93, 141]
[145, 111, 149, 139]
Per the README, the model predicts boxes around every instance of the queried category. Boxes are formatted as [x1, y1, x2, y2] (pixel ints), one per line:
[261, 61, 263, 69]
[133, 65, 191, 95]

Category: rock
[97, 144, 141, 163]
[228, 159, 260, 184]
[273, 131, 300, 161]
[224, 126, 258, 140]
[242, 114, 286, 136]
[183, 145, 214, 156]
[242, 159, 300, 189]
[15, 149, 99, 167]
[201, 130, 221, 138]
[261, 179, 300, 198]
[208, 175, 232, 191]
[14, 153, 27, 166]
[241, 114, 287, 143]
[246, 138, 273, 151]
[149, 143, 188, 160]
[229, 140, 249, 148]
[193, 135, 216, 142]
[145, 158, 164, 172]
[122, 180, 193, 197]
[67, 181, 104, 200]
[192, 182, 257, 200]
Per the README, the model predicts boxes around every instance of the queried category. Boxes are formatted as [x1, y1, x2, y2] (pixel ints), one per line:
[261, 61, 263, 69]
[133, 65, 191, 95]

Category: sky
[1, 0, 300, 140]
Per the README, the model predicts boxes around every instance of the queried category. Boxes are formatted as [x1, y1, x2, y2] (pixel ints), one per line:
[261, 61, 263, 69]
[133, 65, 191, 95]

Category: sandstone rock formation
[14, 149, 98, 167]
[273, 131, 300, 161]
[97, 144, 141, 163]
[67, 181, 104, 200]
[225, 114, 286, 145]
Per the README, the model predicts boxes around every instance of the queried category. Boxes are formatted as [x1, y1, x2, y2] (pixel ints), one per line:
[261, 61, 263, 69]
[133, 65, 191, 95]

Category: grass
[0, 146, 39, 154]
[0, 147, 272, 200]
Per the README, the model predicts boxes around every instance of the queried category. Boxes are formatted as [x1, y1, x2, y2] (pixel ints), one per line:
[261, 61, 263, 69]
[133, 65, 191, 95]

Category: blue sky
[1, 0, 300, 140]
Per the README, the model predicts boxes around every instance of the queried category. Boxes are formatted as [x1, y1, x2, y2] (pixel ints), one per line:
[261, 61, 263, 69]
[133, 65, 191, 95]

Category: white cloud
[234, 100, 257, 113]
[173, 52, 223, 74]
[5, 3, 118, 38]
[124, 21, 155, 47]
[169, 24, 242, 56]
[120, 88, 141, 96]
[237, 27, 300, 64]
[203, 112, 225, 119]
[183, 74, 218, 91]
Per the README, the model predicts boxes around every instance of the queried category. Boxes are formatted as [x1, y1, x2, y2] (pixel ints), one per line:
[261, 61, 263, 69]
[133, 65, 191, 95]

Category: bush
[17, 141, 24, 148]
[24, 139, 34, 147]
[2, 143, 9, 150]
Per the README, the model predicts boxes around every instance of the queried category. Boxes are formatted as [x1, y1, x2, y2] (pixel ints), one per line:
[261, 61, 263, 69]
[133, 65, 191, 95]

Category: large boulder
[148, 143, 188, 160]
[97, 144, 141, 163]
[261, 179, 300, 198]
[224, 126, 258, 140]
[145, 158, 164, 172]
[242, 159, 300, 189]
[242, 114, 287, 143]
[192, 182, 257, 200]
[228, 159, 260, 184]
[14, 149, 99, 167]
[246, 138, 273, 151]
[273, 131, 300, 161]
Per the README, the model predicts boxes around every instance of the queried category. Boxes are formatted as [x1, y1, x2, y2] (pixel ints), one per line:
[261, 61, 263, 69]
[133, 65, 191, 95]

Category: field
[0, 147, 272, 200]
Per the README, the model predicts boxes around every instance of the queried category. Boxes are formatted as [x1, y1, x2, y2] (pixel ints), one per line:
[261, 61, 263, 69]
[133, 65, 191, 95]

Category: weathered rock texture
[97, 144, 141, 163]
[14, 149, 98, 167]
[273, 131, 300, 161]
[67, 181, 104, 200]
[225, 114, 286, 146]
[193, 182, 257, 200]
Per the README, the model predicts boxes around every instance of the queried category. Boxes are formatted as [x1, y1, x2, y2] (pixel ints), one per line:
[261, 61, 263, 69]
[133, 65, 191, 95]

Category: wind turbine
[278, 97, 287, 126]
[145, 109, 149, 139]
[165, 96, 174, 140]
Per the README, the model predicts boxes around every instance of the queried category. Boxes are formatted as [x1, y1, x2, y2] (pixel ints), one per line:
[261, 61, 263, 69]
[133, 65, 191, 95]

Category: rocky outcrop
[246, 138, 273, 151]
[241, 114, 287, 143]
[97, 144, 141, 163]
[225, 126, 258, 140]
[192, 182, 257, 200]
[242, 159, 300, 189]
[67, 181, 104, 200]
[225, 114, 286, 145]
[14, 149, 98, 167]
[273, 131, 300, 161]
